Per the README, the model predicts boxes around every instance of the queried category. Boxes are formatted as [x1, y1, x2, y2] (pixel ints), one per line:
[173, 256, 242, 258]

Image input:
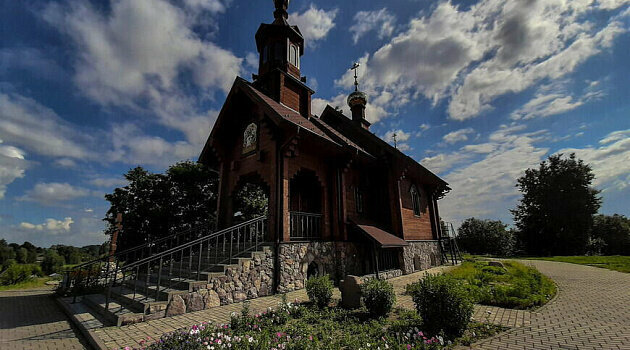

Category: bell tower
[254, 0, 313, 118]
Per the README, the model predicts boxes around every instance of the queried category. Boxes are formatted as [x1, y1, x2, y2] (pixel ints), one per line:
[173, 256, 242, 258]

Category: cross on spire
[350, 62, 361, 92]
[393, 132, 398, 149]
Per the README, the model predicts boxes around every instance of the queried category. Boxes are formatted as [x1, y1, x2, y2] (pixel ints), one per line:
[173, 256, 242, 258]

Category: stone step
[82, 293, 145, 327]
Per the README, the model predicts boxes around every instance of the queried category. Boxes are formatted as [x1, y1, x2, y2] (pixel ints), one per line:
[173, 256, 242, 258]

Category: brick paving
[469, 260, 630, 350]
[0, 287, 90, 350]
[93, 265, 534, 349]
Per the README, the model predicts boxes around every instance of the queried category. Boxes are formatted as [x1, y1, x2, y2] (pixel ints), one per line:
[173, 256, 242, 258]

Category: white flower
[248, 337, 254, 343]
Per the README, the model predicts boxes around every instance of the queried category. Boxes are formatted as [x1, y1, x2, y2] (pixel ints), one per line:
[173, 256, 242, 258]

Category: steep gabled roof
[199, 77, 342, 165]
[320, 105, 450, 193]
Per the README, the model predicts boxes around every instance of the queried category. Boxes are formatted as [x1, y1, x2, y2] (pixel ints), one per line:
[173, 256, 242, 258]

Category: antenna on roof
[350, 62, 361, 92]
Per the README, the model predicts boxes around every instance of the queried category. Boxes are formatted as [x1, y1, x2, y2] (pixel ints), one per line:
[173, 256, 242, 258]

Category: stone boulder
[340, 275, 363, 309]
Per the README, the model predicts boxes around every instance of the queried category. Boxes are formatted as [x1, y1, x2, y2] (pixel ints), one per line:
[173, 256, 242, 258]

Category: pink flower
[276, 332, 283, 338]
[309, 336, 313, 341]
[406, 344, 411, 350]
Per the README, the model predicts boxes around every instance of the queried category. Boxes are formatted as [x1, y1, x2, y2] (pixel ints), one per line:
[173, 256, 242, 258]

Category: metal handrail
[100, 216, 267, 312]
[61, 221, 215, 300]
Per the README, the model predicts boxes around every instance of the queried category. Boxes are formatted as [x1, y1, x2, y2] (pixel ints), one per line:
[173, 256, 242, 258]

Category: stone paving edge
[56, 296, 108, 350]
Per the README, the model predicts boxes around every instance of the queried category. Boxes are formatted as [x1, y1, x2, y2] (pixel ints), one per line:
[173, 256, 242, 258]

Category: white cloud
[443, 128, 475, 144]
[330, 0, 628, 123]
[0, 140, 27, 199]
[182, 0, 228, 13]
[511, 81, 605, 120]
[20, 217, 74, 234]
[427, 125, 549, 225]
[350, 8, 396, 44]
[19, 183, 93, 206]
[41, 0, 241, 150]
[560, 129, 630, 191]
[289, 5, 338, 45]
[382, 129, 412, 151]
[107, 123, 200, 167]
[0, 92, 94, 159]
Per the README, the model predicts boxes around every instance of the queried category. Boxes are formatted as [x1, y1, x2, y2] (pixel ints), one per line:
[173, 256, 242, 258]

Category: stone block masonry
[164, 241, 442, 317]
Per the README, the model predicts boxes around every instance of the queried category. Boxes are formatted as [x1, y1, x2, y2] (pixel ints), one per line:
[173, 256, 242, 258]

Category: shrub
[362, 278, 396, 317]
[306, 275, 333, 308]
[0, 264, 42, 285]
[407, 274, 473, 340]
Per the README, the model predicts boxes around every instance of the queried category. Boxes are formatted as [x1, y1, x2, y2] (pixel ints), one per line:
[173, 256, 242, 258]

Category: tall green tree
[104, 162, 218, 253]
[591, 214, 630, 255]
[511, 153, 601, 256]
[457, 218, 514, 256]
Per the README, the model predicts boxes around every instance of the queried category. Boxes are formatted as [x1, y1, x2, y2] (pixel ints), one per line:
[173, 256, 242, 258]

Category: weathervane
[350, 62, 361, 92]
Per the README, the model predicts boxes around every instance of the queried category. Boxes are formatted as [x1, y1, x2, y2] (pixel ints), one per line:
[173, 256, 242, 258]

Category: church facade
[199, 0, 450, 292]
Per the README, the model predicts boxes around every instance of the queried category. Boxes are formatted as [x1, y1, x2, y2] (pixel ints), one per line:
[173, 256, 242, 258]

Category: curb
[55, 296, 109, 350]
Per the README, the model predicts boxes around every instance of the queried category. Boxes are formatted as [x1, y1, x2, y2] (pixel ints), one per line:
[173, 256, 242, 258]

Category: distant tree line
[456, 153, 630, 257]
[0, 239, 107, 276]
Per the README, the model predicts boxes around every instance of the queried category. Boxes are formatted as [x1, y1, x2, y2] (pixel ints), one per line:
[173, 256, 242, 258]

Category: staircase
[439, 222, 463, 265]
[59, 216, 270, 326]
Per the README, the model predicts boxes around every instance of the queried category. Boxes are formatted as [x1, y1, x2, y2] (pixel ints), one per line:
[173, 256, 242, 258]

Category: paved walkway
[0, 287, 90, 350]
[469, 260, 630, 350]
[93, 265, 531, 349]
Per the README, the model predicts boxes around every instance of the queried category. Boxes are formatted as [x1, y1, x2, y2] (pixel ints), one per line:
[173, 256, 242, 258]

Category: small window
[411, 185, 421, 216]
[355, 187, 364, 214]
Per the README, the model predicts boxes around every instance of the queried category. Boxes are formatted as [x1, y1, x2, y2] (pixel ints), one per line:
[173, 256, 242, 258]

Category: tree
[41, 251, 65, 275]
[456, 218, 514, 256]
[16, 247, 28, 264]
[591, 214, 630, 255]
[0, 239, 16, 268]
[511, 153, 601, 256]
[234, 183, 269, 221]
[104, 162, 218, 253]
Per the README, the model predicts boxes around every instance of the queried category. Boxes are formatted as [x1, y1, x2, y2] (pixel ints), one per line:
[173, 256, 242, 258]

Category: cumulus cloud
[20, 217, 74, 233]
[443, 128, 475, 144]
[41, 0, 241, 152]
[289, 4, 338, 45]
[18, 183, 93, 206]
[331, 0, 628, 123]
[0, 140, 27, 199]
[424, 125, 549, 225]
[560, 129, 630, 192]
[511, 81, 605, 120]
[0, 92, 94, 159]
[382, 129, 412, 151]
[350, 8, 396, 44]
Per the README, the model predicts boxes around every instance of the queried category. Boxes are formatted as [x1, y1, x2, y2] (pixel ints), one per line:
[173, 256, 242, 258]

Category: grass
[527, 255, 630, 273]
[0, 276, 59, 291]
[446, 258, 556, 309]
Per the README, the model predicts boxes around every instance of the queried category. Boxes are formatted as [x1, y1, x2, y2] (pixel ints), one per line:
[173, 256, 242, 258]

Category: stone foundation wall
[165, 248, 274, 317]
[402, 241, 442, 274]
[362, 269, 404, 281]
[277, 241, 365, 293]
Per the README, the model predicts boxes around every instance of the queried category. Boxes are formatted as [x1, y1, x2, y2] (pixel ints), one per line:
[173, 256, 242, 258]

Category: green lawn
[0, 277, 59, 291]
[446, 258, 556, 309]
[528, 255, 630, 273]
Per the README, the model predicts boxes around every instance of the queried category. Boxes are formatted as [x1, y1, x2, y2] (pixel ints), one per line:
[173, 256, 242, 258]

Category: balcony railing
[290, 211, 322, 240]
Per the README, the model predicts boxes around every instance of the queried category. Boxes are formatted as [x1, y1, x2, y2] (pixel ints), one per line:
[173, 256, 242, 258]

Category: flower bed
[124, 297, 505, 350]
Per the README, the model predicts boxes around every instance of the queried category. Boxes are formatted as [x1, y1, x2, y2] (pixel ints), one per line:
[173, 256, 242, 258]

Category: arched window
[410, 185, 421, 217]
[289, 44, 299, 68]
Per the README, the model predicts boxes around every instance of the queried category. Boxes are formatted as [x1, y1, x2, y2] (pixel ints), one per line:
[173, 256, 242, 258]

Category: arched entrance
[232, 173, 270, 224]
[289, 169, 323, 240]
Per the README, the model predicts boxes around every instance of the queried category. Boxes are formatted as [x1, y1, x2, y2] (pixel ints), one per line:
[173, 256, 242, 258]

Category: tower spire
[273, 0, 290, 22]
[347, 62, 370, 130]
[351, 62, 360, 92]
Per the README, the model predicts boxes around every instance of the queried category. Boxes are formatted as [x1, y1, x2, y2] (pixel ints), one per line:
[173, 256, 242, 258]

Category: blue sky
[1, 0, 629, 247]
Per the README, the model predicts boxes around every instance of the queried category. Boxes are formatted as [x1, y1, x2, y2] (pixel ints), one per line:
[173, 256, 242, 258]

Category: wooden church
[199, 0, 451, 288]
[59, 0, 455, 327]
